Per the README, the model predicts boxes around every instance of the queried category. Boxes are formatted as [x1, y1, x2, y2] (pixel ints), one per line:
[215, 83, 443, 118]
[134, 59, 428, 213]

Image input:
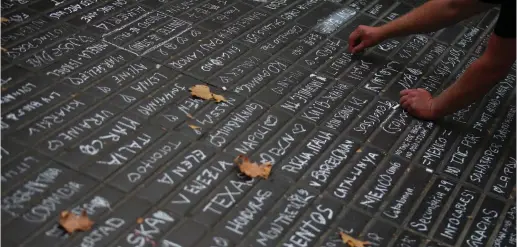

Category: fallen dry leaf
[59, 210, 94, 234]
[137, 217, 144, 224]
[234, 155, 272, 179]
[340, 232, 370, 247]
[188, 124, 201, 130]
[189, 84, 226, 102]
[190, 85, 212, 100]
[1, 47, 6, 52]
[212, 93, 227, 103]
[1, 17, 8, 23]
[186, 113, 194, 119]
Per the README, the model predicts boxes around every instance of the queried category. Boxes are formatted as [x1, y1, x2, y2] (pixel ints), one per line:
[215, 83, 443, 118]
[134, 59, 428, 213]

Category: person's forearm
[378, 0, 485, 40]
[432, 58, 511, 117]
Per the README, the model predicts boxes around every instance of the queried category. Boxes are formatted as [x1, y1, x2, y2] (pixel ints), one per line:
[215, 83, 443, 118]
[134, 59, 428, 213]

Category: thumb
[348, 29, 362, 47]
[351, 42, 366, 54]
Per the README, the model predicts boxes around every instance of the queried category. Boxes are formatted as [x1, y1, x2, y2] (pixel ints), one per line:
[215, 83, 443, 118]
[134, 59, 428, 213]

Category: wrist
[429, 97, 446, 118]
[376, 24, 394, 40]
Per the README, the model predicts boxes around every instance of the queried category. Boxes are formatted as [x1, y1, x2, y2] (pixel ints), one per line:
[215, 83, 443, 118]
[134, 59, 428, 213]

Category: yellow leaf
[188, 124, 201, 130]
[339, 232, 370, 247]
[189, 85, 212, 100]
[234, 155, 272, 179]
[212, 93, 227, 103]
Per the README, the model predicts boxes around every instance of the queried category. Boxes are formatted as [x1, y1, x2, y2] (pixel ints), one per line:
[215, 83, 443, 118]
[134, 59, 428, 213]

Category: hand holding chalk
[348, 25, 385, 54]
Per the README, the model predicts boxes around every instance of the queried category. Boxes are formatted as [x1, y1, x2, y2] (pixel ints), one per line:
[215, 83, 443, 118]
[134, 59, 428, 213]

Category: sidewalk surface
[1, 0, 516, 246]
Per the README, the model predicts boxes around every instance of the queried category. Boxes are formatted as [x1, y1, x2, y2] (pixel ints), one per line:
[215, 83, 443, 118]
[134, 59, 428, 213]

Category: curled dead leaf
[1, 47, 7, 52]
[59, 210, 94, 234]
[234, 155, 272, 179]
[1, 17, 8, 23]
[189, 84, 227, 102]
[339, 232, 370, 247]
[137, 217, 144, 224]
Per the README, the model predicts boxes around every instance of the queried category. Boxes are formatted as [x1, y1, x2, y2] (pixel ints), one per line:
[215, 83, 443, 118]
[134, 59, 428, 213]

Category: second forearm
[379, 0, 478, 39]
[432, 59, 510, 117]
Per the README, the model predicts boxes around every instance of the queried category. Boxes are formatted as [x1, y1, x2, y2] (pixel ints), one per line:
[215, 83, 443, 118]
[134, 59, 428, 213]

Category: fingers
[400, 95, 411, 109]
[348, 29, 360, 48]
[351, 43, 366, 54]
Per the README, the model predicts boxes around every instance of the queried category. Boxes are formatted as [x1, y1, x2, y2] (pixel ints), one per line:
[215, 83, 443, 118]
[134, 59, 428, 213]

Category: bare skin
[348, 0, 516, 120]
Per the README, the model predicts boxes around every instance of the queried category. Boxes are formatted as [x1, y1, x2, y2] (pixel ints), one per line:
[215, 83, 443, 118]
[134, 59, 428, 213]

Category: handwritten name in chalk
[383, 187, 414, 219]
[45, 42, 112, 78]
[156, 149, 209, 186]
[77, 217, 126, 247]
[64, 53, 130, 87]
[363, 61, 402, 93]
[126, 140, 184, 184]
[409, 179, 454, 233]
[438, 189, 477, 241]
[24, 34, 97, 69]
[258, 122, 309, 164]
[234, 60, 288, 94]
[24, 98, 89, 139]
[308, 141, 355, 188]
[421, 129, 454, 169]
[333, 151, 383, 200]
[4, 26, 69, 59]
[48, 0, 108, 20]
[208, 103, 265, 147]
[468, 142, 502, 184]
[254, 189, 315, 246]
[225, 189, 273, 235]
[2, 167, 63, 217]
[92, 5, 149, 33]
[281, 204, 334, 247]
[202, 178, 255, 215]
[492, 157, 516, 195]
[280, 79, 326, 112]
[2, 90, 64, 131]
[233, 114, 280, 155]
[169, 160, 234, 205]
[76, 116, 141, 157]
[136, 84, 189, 117]
[464, 208, 499, 246]
[22, 181, 85, 223]
[124, 210, 175, 246]
[444, 133, 481, 177]
[358, 161, 403, 209]
[45, 107, 118, 153]
[281, 131, 335, 175]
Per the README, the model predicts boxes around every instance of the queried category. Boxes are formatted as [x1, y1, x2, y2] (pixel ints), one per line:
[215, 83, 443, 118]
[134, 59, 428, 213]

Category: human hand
[348, 25, 385, 54]
[400, 88, 439, 120]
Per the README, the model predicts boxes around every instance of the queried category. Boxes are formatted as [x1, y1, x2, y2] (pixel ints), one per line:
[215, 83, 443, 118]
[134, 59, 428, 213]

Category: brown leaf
[1, 17, 8, 23]
[190, 85, 213, 100]
[1, 47, 7, 52]
[234, 155, 272, 179]
[59, 210, 94, 234]
[212, 93, 227, 103]
[189, 84, 226, 103]
[186, 113, 194, 119]
[339, 232, 370, 247]
[188, 124, 201, 130]
[137, 217, 144, 224]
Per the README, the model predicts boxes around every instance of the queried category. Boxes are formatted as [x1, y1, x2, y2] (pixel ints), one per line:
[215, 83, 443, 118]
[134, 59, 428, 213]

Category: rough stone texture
[1, 0, 515, 246]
